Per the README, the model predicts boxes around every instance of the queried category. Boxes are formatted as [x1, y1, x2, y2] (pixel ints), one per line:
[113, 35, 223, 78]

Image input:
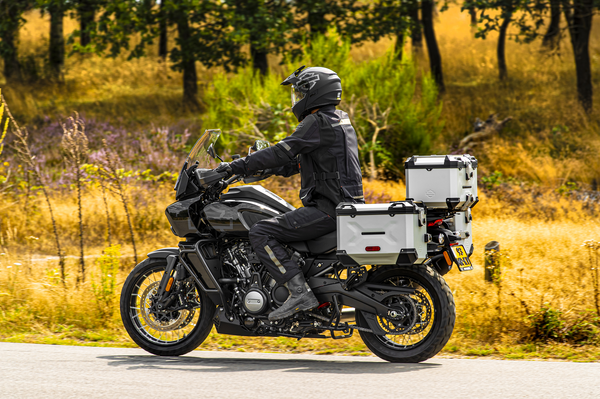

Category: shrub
[203, 28, 443, 179]
[92, 245, 121, 321]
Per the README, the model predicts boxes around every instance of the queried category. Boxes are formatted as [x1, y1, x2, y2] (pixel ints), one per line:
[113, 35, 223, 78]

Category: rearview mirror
[251, 139, 271, 152]
[207, 143, 216, 159]
[207, 143, 223, 162]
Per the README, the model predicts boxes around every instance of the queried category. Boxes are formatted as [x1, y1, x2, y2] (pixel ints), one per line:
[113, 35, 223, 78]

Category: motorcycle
[120, 129, 473, 363]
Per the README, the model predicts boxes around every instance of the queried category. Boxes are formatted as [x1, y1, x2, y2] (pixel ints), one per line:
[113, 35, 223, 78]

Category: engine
[221, 241, 290, 322]
[220, 240, 336, 337]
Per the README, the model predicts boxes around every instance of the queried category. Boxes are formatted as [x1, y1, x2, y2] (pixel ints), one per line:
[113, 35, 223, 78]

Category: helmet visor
[291, 85, 305, 106]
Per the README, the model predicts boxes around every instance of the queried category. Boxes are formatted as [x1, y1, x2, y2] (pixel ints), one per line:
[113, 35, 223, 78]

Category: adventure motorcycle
[120, 129, 475, 363]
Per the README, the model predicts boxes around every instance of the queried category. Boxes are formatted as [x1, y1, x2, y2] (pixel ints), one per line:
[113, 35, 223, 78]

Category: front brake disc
[140, 281, 191, 332]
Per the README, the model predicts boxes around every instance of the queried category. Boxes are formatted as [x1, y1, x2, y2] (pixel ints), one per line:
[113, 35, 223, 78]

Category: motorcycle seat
[288, 230, 337, 255]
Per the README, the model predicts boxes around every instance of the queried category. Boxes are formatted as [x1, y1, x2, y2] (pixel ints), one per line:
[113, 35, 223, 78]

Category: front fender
[147, 247, 179, 259]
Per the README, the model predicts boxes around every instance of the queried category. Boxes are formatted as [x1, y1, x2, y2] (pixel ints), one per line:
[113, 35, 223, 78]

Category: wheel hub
[378, 294, 418, 335]
[140, 281, 194, 332]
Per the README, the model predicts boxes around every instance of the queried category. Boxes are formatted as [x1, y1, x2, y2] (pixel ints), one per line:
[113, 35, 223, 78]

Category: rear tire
[120, 258, 216, 356]
[357, 265, 455, 363]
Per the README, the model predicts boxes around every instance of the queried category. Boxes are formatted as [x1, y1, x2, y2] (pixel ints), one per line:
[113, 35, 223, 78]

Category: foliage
[91, 245, 120, 320]
[205, 29, 442, 179]
[0, 0, 34, 81]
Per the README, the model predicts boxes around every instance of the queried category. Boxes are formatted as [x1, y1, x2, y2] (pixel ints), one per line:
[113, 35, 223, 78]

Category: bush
[92, 245, 121, 321]
[203, 28, 443, 179]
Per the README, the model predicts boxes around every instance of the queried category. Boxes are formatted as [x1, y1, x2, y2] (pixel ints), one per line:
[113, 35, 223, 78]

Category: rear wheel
[120, 258, 216, 356]
[356, 265, 455, 363]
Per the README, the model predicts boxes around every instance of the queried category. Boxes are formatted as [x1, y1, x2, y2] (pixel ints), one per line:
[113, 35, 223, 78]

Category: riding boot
[268, 273, 319, 321]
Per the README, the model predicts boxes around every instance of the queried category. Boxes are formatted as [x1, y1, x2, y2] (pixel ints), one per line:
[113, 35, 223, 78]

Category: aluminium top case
[405, 154, 478, 211]
[336, 201, 428, 266]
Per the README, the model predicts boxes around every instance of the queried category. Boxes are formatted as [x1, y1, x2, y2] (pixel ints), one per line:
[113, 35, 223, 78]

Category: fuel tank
[205, 185, 295, 235]
[203, 200, 283, 235]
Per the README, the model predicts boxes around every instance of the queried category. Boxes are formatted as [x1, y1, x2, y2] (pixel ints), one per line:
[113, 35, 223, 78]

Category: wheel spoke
[126, 264, 202, 347]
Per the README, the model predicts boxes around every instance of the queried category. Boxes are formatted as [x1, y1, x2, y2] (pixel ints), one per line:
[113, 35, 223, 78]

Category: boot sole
[268, 298, 319, 321]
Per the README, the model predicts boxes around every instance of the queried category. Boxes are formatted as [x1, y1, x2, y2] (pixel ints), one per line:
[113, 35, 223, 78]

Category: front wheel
[356, 265, 455, 363]
[120, 257, 216, 356]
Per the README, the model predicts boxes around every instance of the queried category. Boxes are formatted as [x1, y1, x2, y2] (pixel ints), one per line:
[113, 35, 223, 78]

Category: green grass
[2, 327, 600, 362]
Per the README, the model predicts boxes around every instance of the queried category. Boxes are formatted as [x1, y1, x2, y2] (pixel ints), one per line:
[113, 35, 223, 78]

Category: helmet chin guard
[281, 66, 342, 121]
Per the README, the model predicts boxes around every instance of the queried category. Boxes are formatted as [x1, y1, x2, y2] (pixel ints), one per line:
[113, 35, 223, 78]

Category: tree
[465, 0, 539, 81]
[541, 0, 561, 49]
[408, 1, 423, 53]
[75, 0, 101, 47]
[562, 0, 595, 112]
[368, 0, 435, 60]
[290, 0, 371, 49]
[158, 0, 167, 58]
[363, 1, 445, 91]
[41, 0, 68, 79]
[466, 0, 597, 110]
[91, 0, 242, 107]
[226, 0, 292, 75]
[422, 0, 445, 92]
[0, 0, 32, 82]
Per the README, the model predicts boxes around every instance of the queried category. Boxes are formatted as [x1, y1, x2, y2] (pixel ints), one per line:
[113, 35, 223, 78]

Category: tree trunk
[1, 4, 22, 82]
[78, 0, 96, 47]
[409, 2, 422, 53]
[177, 18, 199, 108]
[49, 2, 65, 80]
[395, 31, 404, 61]
[497, 7, 512, 81]
[469, 8, 477, 25]
[562, 0, 594, 112]
[251, 44, 269, 76]
[421, 0, 445, 93]
[159, 0, 168, 59]
[542, 0, 561, 49]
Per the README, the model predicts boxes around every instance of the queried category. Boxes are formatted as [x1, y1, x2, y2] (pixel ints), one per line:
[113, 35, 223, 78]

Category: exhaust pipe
[340, 307, 355, 323]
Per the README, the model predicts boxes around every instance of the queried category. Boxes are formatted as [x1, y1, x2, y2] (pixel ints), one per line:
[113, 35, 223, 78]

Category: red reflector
[365, 246, 381, 252]
[428, 219, 443, 227]
[450, 243, 458, 246]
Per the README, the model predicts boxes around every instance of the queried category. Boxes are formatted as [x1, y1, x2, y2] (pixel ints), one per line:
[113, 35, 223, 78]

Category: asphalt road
[1, 342, 599, 398]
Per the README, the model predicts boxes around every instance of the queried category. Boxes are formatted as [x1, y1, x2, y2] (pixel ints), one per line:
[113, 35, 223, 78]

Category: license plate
[450, 245, 473, 272]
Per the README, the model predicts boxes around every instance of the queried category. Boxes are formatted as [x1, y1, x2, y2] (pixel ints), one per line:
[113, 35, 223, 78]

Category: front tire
[120, 257, 216, 356]
[357, 265, 455, 363]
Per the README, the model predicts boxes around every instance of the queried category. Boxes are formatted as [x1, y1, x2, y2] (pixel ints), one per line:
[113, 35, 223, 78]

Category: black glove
[214, 162, 233, 178]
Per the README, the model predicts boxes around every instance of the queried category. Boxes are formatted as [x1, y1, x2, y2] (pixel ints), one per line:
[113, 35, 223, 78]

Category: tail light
[428, 219, 443, 227]
[365, 246, 381, 252]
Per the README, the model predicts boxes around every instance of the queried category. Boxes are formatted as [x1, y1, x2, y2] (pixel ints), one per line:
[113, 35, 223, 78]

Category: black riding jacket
[230, 105, 364, 217]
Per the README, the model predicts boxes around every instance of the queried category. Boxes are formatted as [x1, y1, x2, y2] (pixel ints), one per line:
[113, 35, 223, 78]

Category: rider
[215, 66, 364, 321]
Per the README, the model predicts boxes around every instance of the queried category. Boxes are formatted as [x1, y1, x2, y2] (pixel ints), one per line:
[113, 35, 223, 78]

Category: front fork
[155, 255, 187, 310]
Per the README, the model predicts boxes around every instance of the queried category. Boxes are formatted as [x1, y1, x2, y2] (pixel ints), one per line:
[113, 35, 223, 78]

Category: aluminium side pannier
[336, 201, 428, 266]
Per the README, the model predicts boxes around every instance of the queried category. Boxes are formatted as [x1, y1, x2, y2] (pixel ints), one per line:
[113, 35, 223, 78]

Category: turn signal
[166, 277, 174, 292]
[365, 246, 381, 252]
[443, 251, 452, 266]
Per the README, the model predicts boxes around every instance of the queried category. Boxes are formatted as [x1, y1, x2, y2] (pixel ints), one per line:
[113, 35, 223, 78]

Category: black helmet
[281, 65, 342, 122]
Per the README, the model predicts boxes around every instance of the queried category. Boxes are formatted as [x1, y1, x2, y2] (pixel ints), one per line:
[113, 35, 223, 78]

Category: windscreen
[186, 129, 221, 169]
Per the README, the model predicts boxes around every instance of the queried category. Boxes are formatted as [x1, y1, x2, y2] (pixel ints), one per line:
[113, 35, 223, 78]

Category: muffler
[340, 307, 356, 323]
